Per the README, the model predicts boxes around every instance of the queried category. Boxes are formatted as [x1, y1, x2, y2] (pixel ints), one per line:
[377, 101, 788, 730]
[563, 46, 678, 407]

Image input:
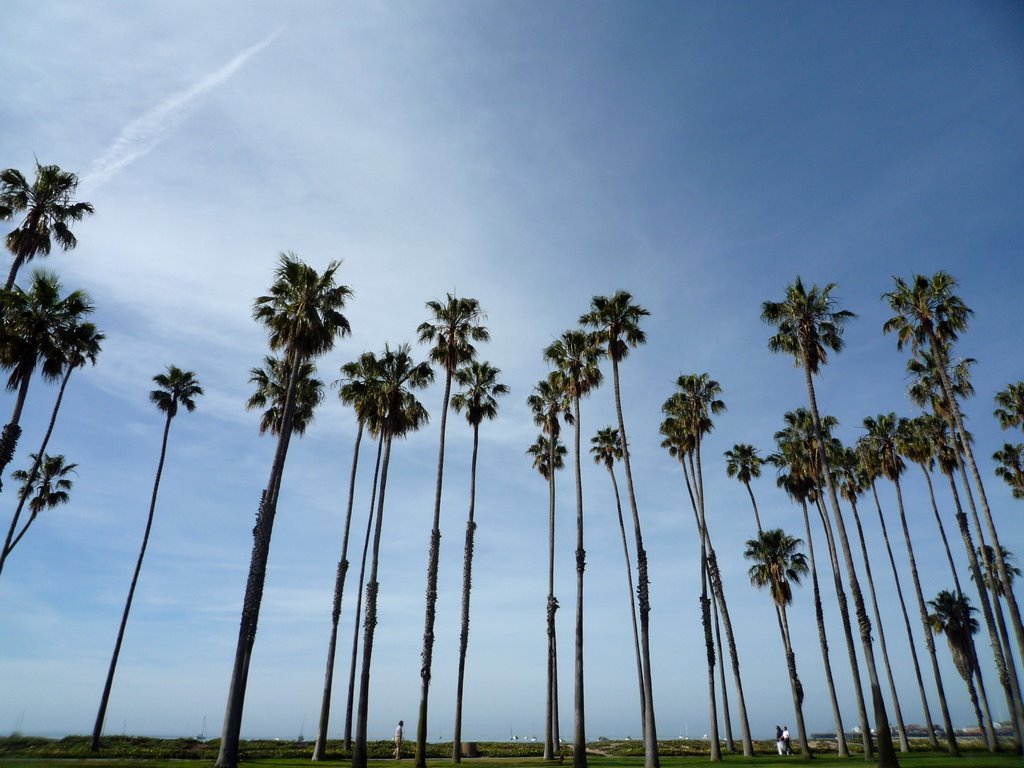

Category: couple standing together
[775, 725, 793, 755]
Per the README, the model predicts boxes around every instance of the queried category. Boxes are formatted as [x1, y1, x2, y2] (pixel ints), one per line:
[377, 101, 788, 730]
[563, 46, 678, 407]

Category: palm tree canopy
[253, 252, 352, 361]
[417, 294, 488, 374]
[336, 351, 387, 435]
[527, 372, 572, 440]
[0, 270, 94, 391]
[994, 382, 1024, 432]
[58, 320, 104, 373]
[993, 443, 1024, 499]
[971, 543, 1021, 595]
[543, 329, 604, 403]
[590, 427, 622, 470]
[526, 434, 566, 481]
[744, 528, 808, 608]
[12, 452, 77, 514]
[834, 445, 868, 503]
[0, 162, 94, 274]
[906, 350, 975, 419]
[858, 412, 910, 483]
[248, 356, 323, 436]
[883, 271, 972, 356]
[761, 277, 855, 374]
[724, 443, 763, 485]
[150, 366, 203, 420]
[579, 290, 649, 363]
[662, 373, 725, 451]
[927, 589, 979, 681]
[372, 343, 433, 439]
[450, 360, 508, 427]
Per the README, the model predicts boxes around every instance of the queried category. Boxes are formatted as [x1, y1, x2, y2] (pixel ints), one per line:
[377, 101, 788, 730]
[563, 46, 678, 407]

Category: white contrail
[82, 29, 283, 191]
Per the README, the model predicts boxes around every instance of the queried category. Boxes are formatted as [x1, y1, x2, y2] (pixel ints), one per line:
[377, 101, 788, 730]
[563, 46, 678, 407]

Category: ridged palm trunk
[890, 475, 958, 755]
[91, 408, 174, 750]
[849, 495, 909, 752]
[344, 436, 384, 750]
[609, 356, 659, 767]
[0, 365, 72, 578]
[800, 363, 897, 767]
[812, 494, 872, 756]
[570, 396, 587, 768]
[603, 462, 645, 734]
[312, 421, 364, 761]
[217, 353, 301, 768]
[0, 375, 32, 493]
[798, 498, 849, 756]
[353, 430, 396, 768]
[452, 422, 481, 762]
[776, 604, 811, 758]
[416, 371, 453, 768]
[869, 481, 937, 748]
[710, 596, 734, 752]
[544, 435, 559, 761]
[945, 470, 1024, 752]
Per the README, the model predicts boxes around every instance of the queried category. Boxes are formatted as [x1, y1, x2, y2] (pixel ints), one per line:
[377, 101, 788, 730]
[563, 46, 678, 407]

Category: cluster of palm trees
[4, 161, 1024, 768]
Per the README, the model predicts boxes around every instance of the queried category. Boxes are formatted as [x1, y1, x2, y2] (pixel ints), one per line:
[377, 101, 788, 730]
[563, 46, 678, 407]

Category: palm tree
[0, 162, 95, 290]
[763, 276, 897, 767]
[313, 352, 381, 761]
[5, 452, 76, 555]
[0, 319, 102, 580]
[885, 272, 1024, 667]
[247, 356, 324, 437]
[0, 270, 92, 491]
[450, 361, 507, 763]
[217, 254, 351, 768]
[994, 382, 1024, 432]
[860, 413, 958, 755]
[91, 366, 201, 751]
[544, 330, 603, 768]
[579, 290, 663, 765]
[928, 591, 987, 736]
[744, 528, 811, 758]
[352, 344, 432, 768]
[527, 372, 571, 760]
[993, 444, 1024, 499]
[724, 444, 765, 532]
[590, 427, 645, 734]
[414, 294, 488, 768]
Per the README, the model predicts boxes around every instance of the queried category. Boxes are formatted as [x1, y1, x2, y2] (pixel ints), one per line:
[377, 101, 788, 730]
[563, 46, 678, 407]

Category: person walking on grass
[394, 720, 404, 759]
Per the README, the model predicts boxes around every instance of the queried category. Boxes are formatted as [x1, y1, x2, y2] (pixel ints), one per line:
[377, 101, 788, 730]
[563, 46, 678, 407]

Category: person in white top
[394, 720, 404, 759]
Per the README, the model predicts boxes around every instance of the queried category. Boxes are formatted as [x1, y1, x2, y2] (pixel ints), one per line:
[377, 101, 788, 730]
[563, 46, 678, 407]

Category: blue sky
[1, 0, 1022, 745]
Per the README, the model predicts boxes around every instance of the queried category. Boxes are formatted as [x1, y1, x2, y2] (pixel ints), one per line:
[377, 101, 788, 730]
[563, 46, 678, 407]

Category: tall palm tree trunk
[869, 482, 937, 748]
[799, 499, 849, 756]
[800, 361, 897, 767]
[353, 432, 395, 768]
[217, 354, 302, 768]
[0, 366, 72, 577]
[313, 422, 364, 761]
[452, 423, 481, 762]
[571, 396, 587, 768]
[544, 435, 559, 761]
[606, 464, 645, 734]
[345, 436, 384, 750]
[778, 604, 811, 758]
[710, 586, 734, 752]
[609, 356, 659, 767]
[416, 372, 453, 768]
[0, 375, 32, 493]
[946, 471, 1024, 752]
[849, 496, 909, 751]
[91, 410, 173, 750]
[744, 481, 762, 532]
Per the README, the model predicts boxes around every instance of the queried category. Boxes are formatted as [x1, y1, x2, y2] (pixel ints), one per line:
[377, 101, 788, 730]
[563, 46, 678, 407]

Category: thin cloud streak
[82, 29, 283, 192]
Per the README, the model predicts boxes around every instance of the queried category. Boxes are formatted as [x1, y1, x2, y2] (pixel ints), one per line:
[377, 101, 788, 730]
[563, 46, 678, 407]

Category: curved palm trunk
[544, 434, 559, 761]
[312, 422, 364, 761]
[0, 374, 32, 494]
[946, 471, 1024, 753]
[799, 499, 849, 756]
[869, 482, 936, 748]
[216, 353, 302, 768]
[812, 494, 872, 756]
[416, 371, 453, 768]
[344, 436, 384, 751]
[744, 481, 762, 532]
[91, 409, 173, 750]
[353, 431, 396, 768]
[891, 476, 958, 755]
[605, 464, 645, 734]
[452, 423, 481, 762]
[571, 396, 587, 768]
[849, 495, 908, 752]
[609, 356, 659, 767]
[777, 604, 811, 758]
[800, 360, 897, 767]
[0, 365, 74, 577]
[710, 585, 734, 752]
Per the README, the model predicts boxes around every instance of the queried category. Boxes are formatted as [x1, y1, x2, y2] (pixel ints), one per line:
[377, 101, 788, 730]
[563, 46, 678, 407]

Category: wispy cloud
[82, 29, 283, 191]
